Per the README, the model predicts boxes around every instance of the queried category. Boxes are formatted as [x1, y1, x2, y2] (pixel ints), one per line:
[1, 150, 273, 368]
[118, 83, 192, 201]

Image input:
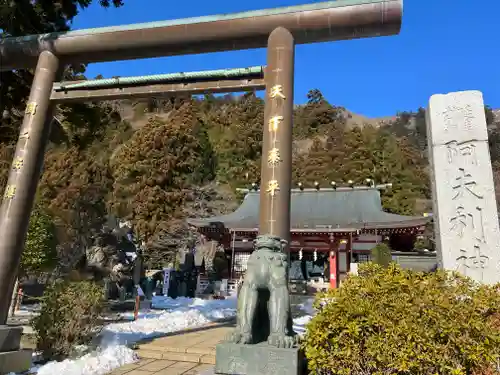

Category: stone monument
[426, 90, 500, 284]
[215, 235, 303, 375]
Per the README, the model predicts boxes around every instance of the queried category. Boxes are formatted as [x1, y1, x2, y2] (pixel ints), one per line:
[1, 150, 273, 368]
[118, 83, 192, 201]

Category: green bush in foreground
[302, 263, 500, 375]
[31, 280, 104, 360]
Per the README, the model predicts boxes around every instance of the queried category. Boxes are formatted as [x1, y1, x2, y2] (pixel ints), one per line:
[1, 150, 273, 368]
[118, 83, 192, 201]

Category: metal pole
[0, 51, 59, 323]
[259, 27, 295, 244]
[133, 250, 143, 286]
[348, 232, 353, 272]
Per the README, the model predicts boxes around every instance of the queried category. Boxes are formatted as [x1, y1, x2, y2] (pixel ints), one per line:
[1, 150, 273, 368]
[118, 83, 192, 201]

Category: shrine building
[187, 184, 430, 288]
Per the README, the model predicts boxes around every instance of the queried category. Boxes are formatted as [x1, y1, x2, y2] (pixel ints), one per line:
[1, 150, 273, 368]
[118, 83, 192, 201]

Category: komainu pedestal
[215, 342, 304, 375]
[215, 235, 304, 375]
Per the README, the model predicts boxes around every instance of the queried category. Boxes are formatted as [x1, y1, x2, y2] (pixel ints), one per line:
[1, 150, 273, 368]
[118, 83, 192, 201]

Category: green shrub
[31, 280, 104, 360]
[414, 237, 431, 252]
[370, 243, 392, 267]
[302, 263, 500, 375]
[21, 205, 58, 277]
[414, 237, 426, 250]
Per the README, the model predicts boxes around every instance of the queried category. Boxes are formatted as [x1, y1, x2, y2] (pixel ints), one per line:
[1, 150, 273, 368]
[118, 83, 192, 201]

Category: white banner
[196, 274, 202, 294]
[350, 263, 358, 275]
[136, 285, 145, 297]
[163, 268, 172, 296]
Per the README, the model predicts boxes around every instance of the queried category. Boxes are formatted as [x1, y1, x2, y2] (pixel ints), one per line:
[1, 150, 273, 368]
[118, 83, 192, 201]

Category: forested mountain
[1, 89, 499, 268]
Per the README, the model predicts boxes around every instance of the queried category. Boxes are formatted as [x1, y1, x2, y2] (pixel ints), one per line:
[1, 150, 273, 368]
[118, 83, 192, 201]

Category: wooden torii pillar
[259, 27, 294, 242]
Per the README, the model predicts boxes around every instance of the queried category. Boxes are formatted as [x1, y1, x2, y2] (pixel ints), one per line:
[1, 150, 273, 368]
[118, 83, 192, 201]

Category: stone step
[139, 341, 216, 355]
[134, 320, 234, 368]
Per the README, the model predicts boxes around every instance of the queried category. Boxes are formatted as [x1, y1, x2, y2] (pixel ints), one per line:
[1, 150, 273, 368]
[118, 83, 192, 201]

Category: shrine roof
[186, 187, 430, 233]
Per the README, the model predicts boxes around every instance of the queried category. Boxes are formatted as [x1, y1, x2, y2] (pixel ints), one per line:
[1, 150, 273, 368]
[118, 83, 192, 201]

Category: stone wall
[392, 252, 437, 272]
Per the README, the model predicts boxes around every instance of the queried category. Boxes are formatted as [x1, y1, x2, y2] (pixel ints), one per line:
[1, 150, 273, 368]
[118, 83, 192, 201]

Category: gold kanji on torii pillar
[259, 27, 295, 244]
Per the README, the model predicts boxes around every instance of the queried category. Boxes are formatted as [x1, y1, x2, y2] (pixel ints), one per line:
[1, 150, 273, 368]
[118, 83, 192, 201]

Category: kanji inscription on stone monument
[427, 90, 500, 284]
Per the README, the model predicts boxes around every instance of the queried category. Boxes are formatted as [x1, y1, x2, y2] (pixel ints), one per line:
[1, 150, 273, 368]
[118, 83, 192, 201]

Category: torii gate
[0, 0, 402, 325]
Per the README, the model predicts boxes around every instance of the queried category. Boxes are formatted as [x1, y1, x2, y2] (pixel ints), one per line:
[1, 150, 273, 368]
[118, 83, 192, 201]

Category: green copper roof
[54, 66, 264, 91]
[187, 188, 429, 231]
[2, 0, 390, 42]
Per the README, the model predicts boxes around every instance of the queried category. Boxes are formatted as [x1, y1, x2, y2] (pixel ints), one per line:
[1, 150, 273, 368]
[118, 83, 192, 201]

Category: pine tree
[108, 101, 215, 244]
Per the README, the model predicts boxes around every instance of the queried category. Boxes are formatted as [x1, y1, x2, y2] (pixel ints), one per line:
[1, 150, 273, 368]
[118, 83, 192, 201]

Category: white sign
[221, 279, 228, 295]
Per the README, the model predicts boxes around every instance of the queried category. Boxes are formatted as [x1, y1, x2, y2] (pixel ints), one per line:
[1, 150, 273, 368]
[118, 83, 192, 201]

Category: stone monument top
[427, 90, 488, 145]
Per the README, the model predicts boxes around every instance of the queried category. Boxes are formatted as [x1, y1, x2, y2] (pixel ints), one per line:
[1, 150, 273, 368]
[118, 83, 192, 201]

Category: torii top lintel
[0, 0, 402, 71]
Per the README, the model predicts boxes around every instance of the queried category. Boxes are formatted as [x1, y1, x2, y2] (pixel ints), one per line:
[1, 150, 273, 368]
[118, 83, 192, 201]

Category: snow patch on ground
[101, 297, 237, 346]
[17, 295, 316, 375]
[34, 345, 138, 375]
[293, 315, 313, 335]
[23, 296, 237, 375]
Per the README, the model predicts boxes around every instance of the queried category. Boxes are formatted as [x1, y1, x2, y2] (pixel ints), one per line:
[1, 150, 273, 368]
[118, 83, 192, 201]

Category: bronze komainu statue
[229, 234, 298, 348]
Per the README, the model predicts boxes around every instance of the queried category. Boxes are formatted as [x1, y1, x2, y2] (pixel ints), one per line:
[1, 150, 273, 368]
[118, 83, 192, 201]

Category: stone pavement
[108, 321, 234, 375]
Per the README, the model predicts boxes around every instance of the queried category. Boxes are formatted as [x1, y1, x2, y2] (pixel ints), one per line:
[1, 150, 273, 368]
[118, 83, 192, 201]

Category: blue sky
[72, 0, 499, 117]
